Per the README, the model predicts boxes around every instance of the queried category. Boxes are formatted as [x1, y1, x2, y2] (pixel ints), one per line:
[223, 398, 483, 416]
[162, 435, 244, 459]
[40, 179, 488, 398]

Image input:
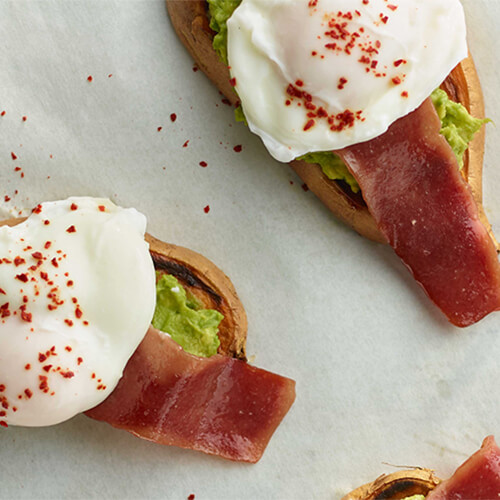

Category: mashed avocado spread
[207, 0, 487, 192]
[152, 273, 222, 357]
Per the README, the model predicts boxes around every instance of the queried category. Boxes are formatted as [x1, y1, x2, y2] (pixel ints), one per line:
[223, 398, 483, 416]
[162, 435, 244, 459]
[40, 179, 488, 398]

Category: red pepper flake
[182, 140, 190, 148]
[401, 91, 409, 98]
[199, 161, 208, 168]
[14, 256, 26, 267]
[22, 116, 27, 122]
[64, 319, 74, 327]
[203, 205, 210, 214]
[70, 203, 78, 211]
[75, 307, 83, 319]
[39, 375, 49, 392]
[0, 111, 5, 116]
[233, 145, 242, 153]
[44, 220, 50, 225]
[0, 289, 5, 295]
[170, 113, 177, 123]
[157, 126, 162, 132]
[0, 421, 8, 428]
[229, 77, 237, 87]
[87, 75, 93, 82]
[392, 76, 402, 85]
[4, 196, 10, 202]
[61, 371, 75, 379]
[65, 346, 72, 352]
[337, 77, 348, 90]
[387, 4, 398, 11]
[77, 357, 83, 365]
[66, 225, 76, 233]
[303, 119, 315, 131]
[301, 183, 309, 192]
[38, 353, 47, 362]
[43, 365, 52, 373]
[394, 59, 406, 67]
[0, 303, 10, 318]
[0, 385, 5, 392]
[25, 364, 31, 370]
[44, 241, 52, 249]
[15, 274, 29, 283]
[51, 257, 58, 268]
[67, 280, 74, 287]
[31, 251, 43, 260]
[308, 0, 318, 7]
[11, 152, 17, 160]
[24, 388, 33, 399]
[32, 204, 42, 214]
[192, 65, 199, 72]
[20, 310, 32, 323]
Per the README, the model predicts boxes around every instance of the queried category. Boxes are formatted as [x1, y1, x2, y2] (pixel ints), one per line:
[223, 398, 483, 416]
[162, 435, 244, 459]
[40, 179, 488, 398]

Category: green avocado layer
[207, 0, 487, 192]
[152, 273, 223, 357]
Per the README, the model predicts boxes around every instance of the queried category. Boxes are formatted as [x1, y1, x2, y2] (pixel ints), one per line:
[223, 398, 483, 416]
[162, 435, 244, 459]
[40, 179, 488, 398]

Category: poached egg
[227, 0, 468, 162]
[0, 197, 156, 427]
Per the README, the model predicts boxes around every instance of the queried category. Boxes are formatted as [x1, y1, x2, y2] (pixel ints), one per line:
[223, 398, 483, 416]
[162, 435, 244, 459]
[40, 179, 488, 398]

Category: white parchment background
[0, 1, 499, 498]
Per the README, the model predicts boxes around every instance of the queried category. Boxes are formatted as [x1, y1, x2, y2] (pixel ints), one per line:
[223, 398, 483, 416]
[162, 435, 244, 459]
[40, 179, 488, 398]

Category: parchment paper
[0, 1, 498, 498]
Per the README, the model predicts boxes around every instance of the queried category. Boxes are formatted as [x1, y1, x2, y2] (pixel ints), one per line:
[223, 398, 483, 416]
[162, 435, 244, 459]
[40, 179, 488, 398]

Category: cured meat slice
[427, 435, 500, 499]
[86, 326, 295, 463]
[339, 98, 500, 327]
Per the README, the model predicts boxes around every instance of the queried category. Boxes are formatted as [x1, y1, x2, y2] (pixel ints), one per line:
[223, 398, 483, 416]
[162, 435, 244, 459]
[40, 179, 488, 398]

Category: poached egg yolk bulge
[0, 198, 156, 427]
[227, 0, 468, 162]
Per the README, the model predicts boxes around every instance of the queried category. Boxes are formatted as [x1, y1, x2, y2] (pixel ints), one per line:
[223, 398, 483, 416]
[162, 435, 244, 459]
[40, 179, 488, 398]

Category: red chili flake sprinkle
[233, 145, 242, 153]
[24, 388, 33, 399]
[66, 225, 76, 233]
[14, 257, 26, 267]
[61, 371, 74, 379]
[229, 77, 237, 87]
[0, 411, 5, 417]
[66, 280, 74, 287]
[15, 274, 29, 283]
[0, 111, 5, 116]
[25, 364, 31, 370]
[0, 385, 5, 392]
[380, 14, 388, 24]
[83, 321, 89, 326]
[11, 152, 17, 160]
[182, 140, 189, 148]
[43, 365, 52, 373]
[51, 257, 59, 268]
[87, 75, 93, 82]
[32, 204, 42, 214]
[157, 126, 162, 132]
[199, 161, 208, 168]
[4, 196, 10, 202]
[0, 303, 10, 318]
[39, 375, 48, 392]
[21, 310, 32, 323]
[38, 353, 47, 362]
[65, 346, 72, 352]
[301, 183, 309, 192]
[108, 74, 113, 78]
[308, 0, 318, 7]
[170, 113, 177, 122]
[77, 357, 83, 365]
[203, 205, 210, 214]
[392, 76, 402, 85]
[44, 241, 51, 249]
[393, 59, 406, 67]
[337, 77, 348, 90]
[70, 203, 78, 211]
[303, 119, 315, 131]
[31, 252, 43, 261]
[64, 319, 74, 327]
[192, 65, 199, 72]
[91, 373, 96, 379]
[401, 91, 409, 98]
[22, 116, 27, 122]
[0, 421, 8, 428]
[2, 400, 9, 409]
[75, 307, 82, 319]
[295, 80, 304, 88]
[0, 289, 5, 295]
[387, 4, 398, 11]
[44, 220, 50, 225]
